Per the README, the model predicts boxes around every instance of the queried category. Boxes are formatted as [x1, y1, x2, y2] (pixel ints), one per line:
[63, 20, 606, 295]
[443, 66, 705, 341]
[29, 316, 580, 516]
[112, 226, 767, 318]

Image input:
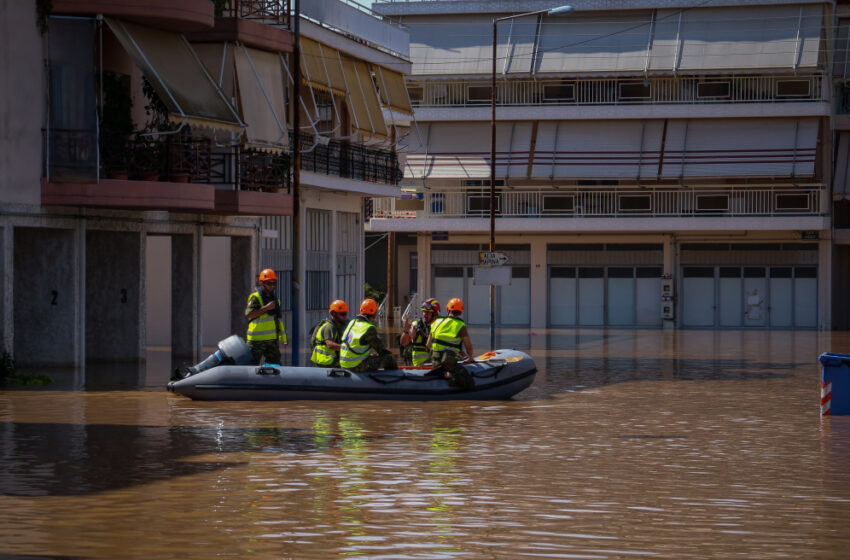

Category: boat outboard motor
[171, 335, 253, 380]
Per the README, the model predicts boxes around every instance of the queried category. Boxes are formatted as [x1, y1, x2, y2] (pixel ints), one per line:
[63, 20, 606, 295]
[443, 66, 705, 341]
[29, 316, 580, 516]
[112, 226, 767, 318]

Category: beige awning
[340, 56, 387, 138]
[106, 18, 243, 131]
[376, 66, 413, 116]
[234, 45, 288, 150]
[193, 42, 236, 106]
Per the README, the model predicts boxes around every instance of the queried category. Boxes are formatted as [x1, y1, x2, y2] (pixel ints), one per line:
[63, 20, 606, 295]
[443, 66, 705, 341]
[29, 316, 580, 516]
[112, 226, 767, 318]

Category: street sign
[474, 266, 511, 286]
[479, 251, 510, 267]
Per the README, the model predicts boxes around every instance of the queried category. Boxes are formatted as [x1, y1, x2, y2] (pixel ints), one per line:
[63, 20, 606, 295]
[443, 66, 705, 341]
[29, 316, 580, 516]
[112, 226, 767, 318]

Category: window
[776, 80, 810, 98]
[430, 192, 445, 214]
[696, 194, 729, 212]
[550, 267, 576, 278]
[542, 194, 575, 214]
[542, 81, 575, 102]
[776, 194, 810, 211]
[683, 267, 714, 278]
[467, 85, 492, 104]
[697, 81, 731, 99]
[466, 189, 501, 215]
[464, 179, 504, 187]
[619, 82, 651, 100]
[618, 194, 651, 212]
[314, 90, 336, 135]
[408, 86, 423, 104]
[305, 271, 329, 311]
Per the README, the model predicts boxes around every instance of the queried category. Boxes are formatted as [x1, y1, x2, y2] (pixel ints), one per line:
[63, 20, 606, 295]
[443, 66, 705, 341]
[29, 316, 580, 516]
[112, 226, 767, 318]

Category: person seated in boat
[427, 297, 475, 390]
[310, 299, 348, 367]
[245, 269, 287, 365]
[400, 298, 441, 366]
[340, 298, 398, 372]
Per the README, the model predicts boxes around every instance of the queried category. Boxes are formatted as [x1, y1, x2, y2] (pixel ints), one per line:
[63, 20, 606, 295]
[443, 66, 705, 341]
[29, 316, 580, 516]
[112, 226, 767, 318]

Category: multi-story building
[370, 0, 838, 331]
[0, 0, 410, 374]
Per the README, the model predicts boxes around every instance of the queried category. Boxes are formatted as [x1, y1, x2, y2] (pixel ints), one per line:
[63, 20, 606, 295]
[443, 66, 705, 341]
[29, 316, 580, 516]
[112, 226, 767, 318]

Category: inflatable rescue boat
[166, 335, 536, 401]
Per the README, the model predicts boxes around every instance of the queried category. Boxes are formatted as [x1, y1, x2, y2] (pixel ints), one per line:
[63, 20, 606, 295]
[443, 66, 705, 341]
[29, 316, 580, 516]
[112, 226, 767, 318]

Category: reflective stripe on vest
[410, 320, 430, 366]
[311, 320, 338, 366]
[430, 316, 464, 353]
[340, 318, 373, 368]
[247, 291, 286, 343]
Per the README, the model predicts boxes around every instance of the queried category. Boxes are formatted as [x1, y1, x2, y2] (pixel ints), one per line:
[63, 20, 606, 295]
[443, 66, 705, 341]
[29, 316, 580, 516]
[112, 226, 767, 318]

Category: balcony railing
[371, 186, 825, 219]
[218, 0, 291, 27]
[45, 128, 402, 190]
[45, 129, 291, 193]
[408, 74, 826, 108]
[298, 132, 403, 185]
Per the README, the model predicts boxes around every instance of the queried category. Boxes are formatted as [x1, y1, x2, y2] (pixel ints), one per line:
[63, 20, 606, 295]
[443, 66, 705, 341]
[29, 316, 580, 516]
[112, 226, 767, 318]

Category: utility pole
[291, 0, 301, 365]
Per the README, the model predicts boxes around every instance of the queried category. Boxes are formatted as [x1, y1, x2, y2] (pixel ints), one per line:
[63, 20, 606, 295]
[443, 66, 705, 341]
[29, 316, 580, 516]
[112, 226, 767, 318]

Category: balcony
[52, 0, 215, 32]
[187, 0, 293, 52]
[42, 129, 292, 215]
[409, 74, 826, 108]
[371, 185, 826, 220]
[298, 132, 403, 186]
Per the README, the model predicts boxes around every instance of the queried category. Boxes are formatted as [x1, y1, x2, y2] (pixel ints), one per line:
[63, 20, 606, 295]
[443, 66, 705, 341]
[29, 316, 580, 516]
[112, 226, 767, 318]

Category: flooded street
[2, 329, 850, 559]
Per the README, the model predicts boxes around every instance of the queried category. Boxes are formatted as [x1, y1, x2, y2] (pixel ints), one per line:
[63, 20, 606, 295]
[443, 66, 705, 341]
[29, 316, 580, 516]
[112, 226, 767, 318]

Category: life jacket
[340, 317, 374, 369]
[311, 319, 340, 366]
[409, 319, 431, 366]
[246, 291, 287, 343]
[430, 316, 465, 354]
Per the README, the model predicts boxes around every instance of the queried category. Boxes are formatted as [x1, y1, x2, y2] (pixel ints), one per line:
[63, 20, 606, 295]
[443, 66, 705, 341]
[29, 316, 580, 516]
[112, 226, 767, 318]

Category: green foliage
[141, 77, 177, 132]
[364, 282, 387, 304]
[0, 351, 52, 388]
[214, 0, 230, 17]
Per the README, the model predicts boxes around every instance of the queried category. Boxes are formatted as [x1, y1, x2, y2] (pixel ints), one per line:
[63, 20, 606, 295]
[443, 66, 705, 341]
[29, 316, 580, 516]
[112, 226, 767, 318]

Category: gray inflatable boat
[166, 336, 536, 401]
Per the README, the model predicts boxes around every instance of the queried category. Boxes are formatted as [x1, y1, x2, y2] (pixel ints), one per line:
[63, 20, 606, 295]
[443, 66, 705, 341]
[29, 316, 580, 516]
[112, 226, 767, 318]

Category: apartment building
[0, 0, 409, 373]
[370, 0, 838, 330]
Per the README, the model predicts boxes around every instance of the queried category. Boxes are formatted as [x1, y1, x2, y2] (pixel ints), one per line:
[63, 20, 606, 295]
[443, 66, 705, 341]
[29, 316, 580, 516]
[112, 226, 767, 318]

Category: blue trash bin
[818, 353, 850, 416]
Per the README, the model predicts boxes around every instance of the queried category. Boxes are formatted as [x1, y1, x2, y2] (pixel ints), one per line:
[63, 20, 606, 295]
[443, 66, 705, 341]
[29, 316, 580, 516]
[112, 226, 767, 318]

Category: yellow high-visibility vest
[340, 317, 373, 369]
[246, 291, 287, 343]
[430, 316, 464, 354]
[311, 319, 339, 366]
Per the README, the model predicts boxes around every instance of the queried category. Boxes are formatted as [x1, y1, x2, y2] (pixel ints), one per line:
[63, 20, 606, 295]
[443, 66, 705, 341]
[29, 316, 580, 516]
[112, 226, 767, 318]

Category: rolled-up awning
[375, 66, 413, 115]
[234, 45, 288, 150]
[193, 42, 288, 150]
[300, 37, 346, 95]
[340, 56, 388, 138]
[106, 18, 243, 131]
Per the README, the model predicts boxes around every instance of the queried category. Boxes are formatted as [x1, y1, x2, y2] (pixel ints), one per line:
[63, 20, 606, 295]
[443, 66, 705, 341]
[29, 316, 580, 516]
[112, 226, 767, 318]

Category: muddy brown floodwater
[2, 329, 850, 559]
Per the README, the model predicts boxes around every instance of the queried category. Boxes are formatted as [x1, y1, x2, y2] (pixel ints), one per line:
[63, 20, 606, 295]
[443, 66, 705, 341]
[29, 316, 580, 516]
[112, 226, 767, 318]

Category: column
[171, 231, 201, 364]
[529, 237, 548, 329]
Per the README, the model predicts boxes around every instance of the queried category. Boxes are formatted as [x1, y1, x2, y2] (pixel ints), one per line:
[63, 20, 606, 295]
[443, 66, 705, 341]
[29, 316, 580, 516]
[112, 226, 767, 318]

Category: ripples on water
[1, 329, 850, 559]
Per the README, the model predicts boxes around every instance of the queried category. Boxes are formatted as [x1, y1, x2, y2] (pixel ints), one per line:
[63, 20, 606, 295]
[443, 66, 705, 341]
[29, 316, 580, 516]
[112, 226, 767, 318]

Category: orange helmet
[359, 298, 378, 315]
[446, 297, 464, 313]
[329, 300, 348, 314]
[259, 269, 277, 283]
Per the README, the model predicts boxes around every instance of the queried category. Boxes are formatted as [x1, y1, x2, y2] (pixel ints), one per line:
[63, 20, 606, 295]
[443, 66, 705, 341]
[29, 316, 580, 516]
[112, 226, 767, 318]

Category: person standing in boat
[310, 299, 349, 367]
[427, 297, 475, 390]
[400, 298, 441, 366]
[340, 298, 397, 372]
[245, 269, 288, 365]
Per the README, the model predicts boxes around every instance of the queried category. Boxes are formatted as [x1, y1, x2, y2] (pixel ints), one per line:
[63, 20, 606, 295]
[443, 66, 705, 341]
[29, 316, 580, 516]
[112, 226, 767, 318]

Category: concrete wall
[14, 227, 78, 366]
[145, 235, 172, 346]
[834, 245, 850, 330]
[0, 0, 44, 205]
[201, 236, 231, 347]
[231, 236, 253, 337]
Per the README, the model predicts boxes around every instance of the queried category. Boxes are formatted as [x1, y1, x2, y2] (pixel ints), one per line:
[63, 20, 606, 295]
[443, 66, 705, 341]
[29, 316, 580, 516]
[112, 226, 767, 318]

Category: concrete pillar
[231, 236, 253, 337]
[417, 233, 431, 299]
[13, 227, 78, 367]
[529, 237, 548, 329]
[663, 234, 677, 330]
[0, 226, 12, 355]
[171, 232, 201, 363]
[819, 237, 832, 330]
[85, 230, 143, 363]
[833, 245, 850, 330]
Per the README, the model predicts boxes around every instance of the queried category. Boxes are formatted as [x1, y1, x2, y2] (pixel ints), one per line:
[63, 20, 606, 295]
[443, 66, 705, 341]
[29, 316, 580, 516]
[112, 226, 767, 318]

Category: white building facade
[370, 0, 835, 330]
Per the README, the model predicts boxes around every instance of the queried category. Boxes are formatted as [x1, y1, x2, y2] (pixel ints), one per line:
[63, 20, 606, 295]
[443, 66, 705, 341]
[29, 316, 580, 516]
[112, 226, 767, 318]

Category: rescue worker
[400, 298, 441, 366]
[339, 298, 397, 372]
[427, 297, 475, 390]
[311, 299, 349, 367]
[245, 269, 287, 365]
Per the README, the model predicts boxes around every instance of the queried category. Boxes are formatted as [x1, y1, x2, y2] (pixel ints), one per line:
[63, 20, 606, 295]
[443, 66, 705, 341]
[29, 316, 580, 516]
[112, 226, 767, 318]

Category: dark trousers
[349, 353, 397, 372]
[248, 340, 281, 365]
[431, 350, 475, 390]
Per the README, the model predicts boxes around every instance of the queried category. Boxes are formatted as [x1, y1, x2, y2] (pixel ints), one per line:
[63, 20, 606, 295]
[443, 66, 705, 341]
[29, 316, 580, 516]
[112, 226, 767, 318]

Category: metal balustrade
[407, 74, 825, 108]
[371, 186, 825, 219]
[219, 0, 291, 27]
